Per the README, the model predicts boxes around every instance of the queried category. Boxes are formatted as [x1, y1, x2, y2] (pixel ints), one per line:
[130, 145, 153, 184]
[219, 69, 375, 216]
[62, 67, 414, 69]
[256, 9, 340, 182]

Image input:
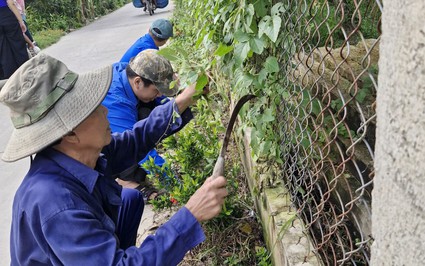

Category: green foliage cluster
[167, 0, 380, 166]
[26, 0, 128, 32]
[142, 99, 224, 208]
[167, 0, 294, 167]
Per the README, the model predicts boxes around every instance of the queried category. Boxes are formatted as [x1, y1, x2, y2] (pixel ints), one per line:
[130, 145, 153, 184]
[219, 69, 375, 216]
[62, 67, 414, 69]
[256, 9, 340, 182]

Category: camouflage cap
[129, 49, 177, 96]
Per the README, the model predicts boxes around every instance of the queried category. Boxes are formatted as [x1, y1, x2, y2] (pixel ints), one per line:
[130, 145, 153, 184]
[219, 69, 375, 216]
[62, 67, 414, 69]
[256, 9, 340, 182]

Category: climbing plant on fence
[167, 0, 381, 264]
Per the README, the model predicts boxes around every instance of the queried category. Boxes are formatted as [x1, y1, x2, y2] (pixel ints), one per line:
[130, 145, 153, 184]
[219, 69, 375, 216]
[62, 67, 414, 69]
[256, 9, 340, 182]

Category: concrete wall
[372, 0, 425, 264]
[237, 127, 321, 266]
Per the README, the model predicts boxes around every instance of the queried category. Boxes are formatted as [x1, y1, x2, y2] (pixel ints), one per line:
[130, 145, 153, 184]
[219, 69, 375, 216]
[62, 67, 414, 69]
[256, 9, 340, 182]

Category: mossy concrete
[236, 127, 321, 266]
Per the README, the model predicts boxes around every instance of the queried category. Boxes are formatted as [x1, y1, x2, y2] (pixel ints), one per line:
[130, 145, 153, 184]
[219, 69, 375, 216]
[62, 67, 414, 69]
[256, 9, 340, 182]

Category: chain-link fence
[275, 1, 381, 264]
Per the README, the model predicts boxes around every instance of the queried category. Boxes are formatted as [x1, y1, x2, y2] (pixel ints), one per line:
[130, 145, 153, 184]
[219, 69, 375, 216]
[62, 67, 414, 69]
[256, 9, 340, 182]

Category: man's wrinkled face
[73, 105, 112, 150]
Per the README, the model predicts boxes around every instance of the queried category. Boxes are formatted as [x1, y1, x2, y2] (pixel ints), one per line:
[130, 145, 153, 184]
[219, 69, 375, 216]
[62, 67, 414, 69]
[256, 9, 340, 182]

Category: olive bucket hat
[0, 53, 112, 162]
[129, 49, 177, 96]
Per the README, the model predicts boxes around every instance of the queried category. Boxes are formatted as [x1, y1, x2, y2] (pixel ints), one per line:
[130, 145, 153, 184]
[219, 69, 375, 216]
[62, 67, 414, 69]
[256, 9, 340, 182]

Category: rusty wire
[276, 0, 380, 264]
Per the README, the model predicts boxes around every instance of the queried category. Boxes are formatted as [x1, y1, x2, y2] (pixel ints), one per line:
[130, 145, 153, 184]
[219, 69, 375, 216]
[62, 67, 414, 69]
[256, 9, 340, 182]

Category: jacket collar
[42, 147, 105, 193]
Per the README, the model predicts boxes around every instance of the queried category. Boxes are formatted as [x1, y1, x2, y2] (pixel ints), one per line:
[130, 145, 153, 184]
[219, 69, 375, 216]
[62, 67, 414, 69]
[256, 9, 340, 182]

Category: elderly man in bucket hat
[120, 18, 173, 63]
[103, 49, 185, 201]
[1, 53, 227, 265]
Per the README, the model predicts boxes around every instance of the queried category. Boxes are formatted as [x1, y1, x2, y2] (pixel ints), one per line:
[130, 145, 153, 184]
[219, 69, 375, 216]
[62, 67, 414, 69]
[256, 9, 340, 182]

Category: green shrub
[25, 0, 128, 32]
[142, 98, 224, 209]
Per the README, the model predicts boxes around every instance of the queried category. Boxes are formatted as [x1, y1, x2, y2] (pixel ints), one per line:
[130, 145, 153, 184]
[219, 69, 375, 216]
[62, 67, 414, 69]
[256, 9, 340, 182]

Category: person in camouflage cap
[102, 49, 188, 201]
[128, 49, 176, 97]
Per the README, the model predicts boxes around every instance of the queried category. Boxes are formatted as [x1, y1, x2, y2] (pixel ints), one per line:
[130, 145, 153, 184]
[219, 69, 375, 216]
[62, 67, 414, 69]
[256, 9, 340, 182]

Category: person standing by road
[1, 53, 227, 265]
[13, 0, 40, 57]
[13, 0, 34, 42]
[0, 0, 28, 79]
[120, 18, 173, 63]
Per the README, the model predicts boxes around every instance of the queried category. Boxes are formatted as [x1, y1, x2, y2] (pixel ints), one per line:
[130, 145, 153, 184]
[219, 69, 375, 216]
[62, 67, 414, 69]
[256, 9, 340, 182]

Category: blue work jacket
[103, 62, 142, 133]
[10, 100, 204, 265]
[120, 33, 157, 63]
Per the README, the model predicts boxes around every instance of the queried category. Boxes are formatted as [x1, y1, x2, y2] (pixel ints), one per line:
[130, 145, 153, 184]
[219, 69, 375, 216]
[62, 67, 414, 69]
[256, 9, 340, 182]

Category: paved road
[0, 2, 174, 264]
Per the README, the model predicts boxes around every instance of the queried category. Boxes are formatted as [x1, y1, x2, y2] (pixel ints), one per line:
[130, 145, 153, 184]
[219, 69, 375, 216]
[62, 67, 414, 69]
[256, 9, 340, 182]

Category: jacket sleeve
[103, 99, 193, 175]
[43, 207, 205, 266]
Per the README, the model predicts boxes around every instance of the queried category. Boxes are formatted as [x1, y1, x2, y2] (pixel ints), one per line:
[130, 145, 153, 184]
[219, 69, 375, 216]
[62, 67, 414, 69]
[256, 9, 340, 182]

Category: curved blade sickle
[211, 94, 256, 179]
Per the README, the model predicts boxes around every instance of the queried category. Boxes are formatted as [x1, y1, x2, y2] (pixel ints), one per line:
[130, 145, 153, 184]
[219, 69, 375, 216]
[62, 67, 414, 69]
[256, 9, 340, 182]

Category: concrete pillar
[373, 0, 425, 265]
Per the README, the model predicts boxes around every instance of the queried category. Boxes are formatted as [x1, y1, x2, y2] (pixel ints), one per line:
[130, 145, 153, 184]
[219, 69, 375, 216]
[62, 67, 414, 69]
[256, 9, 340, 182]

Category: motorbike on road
[132, 0, 169, 16]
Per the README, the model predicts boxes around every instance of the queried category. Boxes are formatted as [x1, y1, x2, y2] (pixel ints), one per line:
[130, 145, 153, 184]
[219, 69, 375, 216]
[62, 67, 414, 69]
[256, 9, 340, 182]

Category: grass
[33, 29, 65, 49]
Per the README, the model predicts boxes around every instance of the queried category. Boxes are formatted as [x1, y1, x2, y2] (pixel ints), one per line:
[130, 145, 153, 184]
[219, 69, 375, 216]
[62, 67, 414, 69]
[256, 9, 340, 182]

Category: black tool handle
[211, 95, 256, 180]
